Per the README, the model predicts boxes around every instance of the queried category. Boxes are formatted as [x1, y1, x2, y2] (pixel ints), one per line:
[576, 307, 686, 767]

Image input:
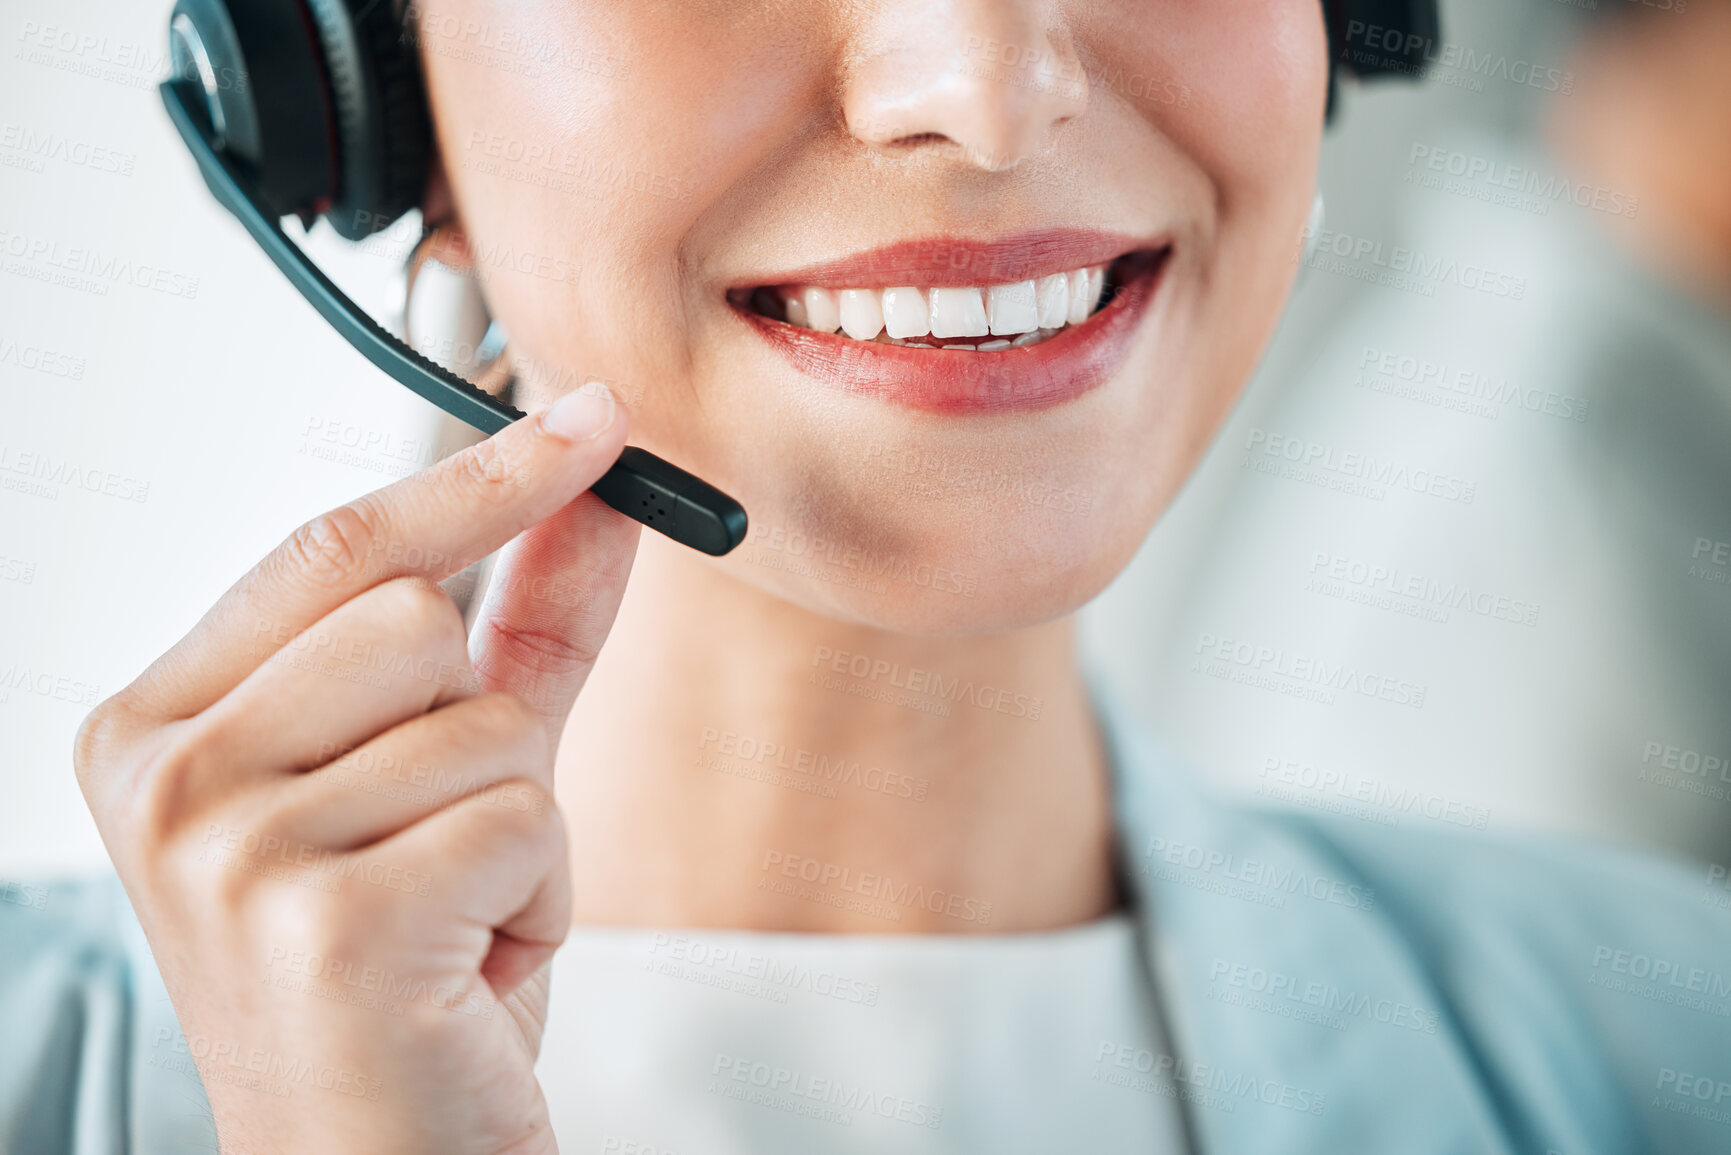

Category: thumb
[467, 422, 643, 751]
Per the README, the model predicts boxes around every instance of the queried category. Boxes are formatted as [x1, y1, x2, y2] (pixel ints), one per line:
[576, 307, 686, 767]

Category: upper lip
[733, 227, 1164, 289]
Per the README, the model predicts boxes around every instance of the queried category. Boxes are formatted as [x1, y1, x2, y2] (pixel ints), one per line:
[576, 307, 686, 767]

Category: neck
[555, 531, 1120, 934]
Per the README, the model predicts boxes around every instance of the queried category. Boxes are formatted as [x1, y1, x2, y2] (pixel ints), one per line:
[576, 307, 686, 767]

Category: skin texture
[77, 391, 635, 1155]
[75, 3, 1326, 1152]
[423, 0, 1327, 933]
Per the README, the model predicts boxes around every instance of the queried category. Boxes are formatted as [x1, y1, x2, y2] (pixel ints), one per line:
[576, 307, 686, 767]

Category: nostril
[889, 131, 951, 150]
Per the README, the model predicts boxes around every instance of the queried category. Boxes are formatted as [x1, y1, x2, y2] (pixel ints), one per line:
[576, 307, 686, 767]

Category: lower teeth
[873, 327, 1065, 351]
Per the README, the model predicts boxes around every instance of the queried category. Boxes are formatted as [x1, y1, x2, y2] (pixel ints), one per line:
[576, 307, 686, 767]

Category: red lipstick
[730, 230, 1170, 415]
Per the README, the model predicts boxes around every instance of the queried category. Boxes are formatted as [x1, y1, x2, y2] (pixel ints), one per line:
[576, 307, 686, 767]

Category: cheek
[1168, 2, 1326, 393]
[415, 1, 1327, 634]
[1051, 3, 1327, 596]
[1096, 12, 1326, 364]
[1088, 1, 1327, 219]
[422, 2, 834, 443]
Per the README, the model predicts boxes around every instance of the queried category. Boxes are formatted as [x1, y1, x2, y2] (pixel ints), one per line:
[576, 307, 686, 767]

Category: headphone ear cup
[1323, 0, 1441, 81]
[303, 0, 431, 240]
[170, 0, 336, 215]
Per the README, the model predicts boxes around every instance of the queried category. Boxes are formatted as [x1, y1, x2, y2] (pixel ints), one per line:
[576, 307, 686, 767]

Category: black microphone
[159, 78, 748, 558]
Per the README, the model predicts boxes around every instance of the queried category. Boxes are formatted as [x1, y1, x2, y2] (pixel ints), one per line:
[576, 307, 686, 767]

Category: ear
[399, 148, 515, 399]
[412, 150, 478, 277]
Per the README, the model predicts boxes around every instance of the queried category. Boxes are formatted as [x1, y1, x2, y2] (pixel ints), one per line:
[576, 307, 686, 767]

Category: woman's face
[419, 1, 1327, 634]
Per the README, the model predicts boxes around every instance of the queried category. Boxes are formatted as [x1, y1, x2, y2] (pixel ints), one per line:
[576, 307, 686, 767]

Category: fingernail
[540, 383, 617, 443]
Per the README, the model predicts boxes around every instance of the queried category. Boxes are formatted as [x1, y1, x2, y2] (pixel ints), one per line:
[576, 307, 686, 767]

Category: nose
[841, 1, 1089, 173]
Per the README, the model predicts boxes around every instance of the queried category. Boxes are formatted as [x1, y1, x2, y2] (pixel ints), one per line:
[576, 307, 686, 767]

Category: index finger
[124, 385, 625, 722]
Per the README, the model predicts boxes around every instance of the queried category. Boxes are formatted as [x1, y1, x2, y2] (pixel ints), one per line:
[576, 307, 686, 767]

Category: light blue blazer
[3, 683, 1727, 1153]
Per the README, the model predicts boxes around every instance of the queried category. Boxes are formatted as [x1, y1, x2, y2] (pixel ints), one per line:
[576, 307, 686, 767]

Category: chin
[671, 242, 1208, 638]
[707, 473, 1151, 636]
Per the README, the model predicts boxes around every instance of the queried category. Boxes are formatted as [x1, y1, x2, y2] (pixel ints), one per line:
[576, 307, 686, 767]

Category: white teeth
[928, 287, 989, 338]
[1036, 273, 1070, 328]
[837, 289, 883, 340]
[1066, 267, 1102, 326]
[986, 281, 1039, 336]
[802, 287, 841, 333]
[770, 264, 1108, 347]
[1059, 270, 1087, 325]
[883, 287, 929, 338]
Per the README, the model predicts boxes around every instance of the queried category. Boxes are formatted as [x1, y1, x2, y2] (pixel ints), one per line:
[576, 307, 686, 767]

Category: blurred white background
[1081, 0, 1731, 864]
[3, 0, 1727, 876]
[1, 0, 449, 873]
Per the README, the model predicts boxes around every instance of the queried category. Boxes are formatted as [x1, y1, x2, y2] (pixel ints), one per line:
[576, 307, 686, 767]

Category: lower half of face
[423, 0, 1327, 634]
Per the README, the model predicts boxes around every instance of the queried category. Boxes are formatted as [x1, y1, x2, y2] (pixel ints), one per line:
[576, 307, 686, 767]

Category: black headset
[159, 0, 1438, 556]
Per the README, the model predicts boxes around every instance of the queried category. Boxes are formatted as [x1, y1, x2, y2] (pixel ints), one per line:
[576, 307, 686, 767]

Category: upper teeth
[776, 265, 1108, 345]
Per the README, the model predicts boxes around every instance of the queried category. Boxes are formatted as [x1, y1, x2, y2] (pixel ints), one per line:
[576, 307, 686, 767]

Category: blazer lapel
[1093, 679, 1517, 1154]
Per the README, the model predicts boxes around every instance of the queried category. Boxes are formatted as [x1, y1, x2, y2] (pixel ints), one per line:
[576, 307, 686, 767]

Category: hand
[74, 386, 636, 1155]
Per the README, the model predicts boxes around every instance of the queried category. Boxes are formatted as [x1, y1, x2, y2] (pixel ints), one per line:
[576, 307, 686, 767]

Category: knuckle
[90, 723, 233, 894]
[71, 696, 132, 795]
[132, 723, 217, 843]
[466, 691, 543, 744]
[478, 614, 602, 681]
[280, 501, 387, 587]
[452, 693, 551, 770]
[450, 436, 524, 506]
[372, 576, 466, 653]
[490, 777, 558, 837]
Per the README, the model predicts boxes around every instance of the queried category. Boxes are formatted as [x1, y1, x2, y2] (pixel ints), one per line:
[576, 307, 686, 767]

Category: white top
[6, 681, 1728, 1152]
[537, 913, 1191, 1154]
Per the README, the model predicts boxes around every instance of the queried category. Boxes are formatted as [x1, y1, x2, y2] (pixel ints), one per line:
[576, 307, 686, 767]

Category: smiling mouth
[729, 249, 1159, 352]
[729, 231, 1171, 414]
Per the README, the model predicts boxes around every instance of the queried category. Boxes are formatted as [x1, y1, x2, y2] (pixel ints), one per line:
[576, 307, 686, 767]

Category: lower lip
[735, 251, 1169, 415]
